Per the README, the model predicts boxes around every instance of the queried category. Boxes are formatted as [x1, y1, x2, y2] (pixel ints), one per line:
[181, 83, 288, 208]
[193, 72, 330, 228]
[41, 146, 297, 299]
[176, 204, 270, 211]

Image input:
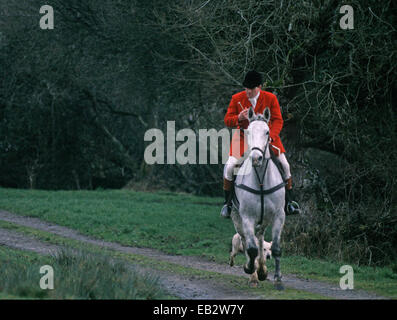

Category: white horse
[231, 106, 286, 289]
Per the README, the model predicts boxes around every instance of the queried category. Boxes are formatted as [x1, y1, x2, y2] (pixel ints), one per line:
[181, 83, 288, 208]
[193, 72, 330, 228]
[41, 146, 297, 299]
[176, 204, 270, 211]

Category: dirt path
[0, 210, 387, 300]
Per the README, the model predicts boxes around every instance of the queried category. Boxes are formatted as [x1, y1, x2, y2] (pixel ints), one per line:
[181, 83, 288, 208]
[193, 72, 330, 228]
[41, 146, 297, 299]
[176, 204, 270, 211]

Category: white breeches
[277, 153, 291, 180]
[223, 153, 291, 181]
[223, 156, 239, 181]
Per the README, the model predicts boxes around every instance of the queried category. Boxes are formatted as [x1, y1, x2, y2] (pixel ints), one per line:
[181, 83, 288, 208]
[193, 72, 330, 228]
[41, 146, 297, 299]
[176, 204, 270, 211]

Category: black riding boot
[220, 178, 233, 219]
[285, 178, 301, 215]
[220, 190, 232, 218]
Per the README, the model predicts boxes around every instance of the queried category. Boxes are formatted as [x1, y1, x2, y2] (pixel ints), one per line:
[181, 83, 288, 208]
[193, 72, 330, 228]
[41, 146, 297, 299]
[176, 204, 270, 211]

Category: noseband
[250, 147, 266, 158]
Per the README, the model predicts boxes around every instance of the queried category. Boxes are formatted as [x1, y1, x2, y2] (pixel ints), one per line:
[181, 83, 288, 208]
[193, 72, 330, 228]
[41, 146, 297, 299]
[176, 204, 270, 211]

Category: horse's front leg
[242, 219, 258, 275]
[272, 209, 285, 290]
[243, 234, 260, 287]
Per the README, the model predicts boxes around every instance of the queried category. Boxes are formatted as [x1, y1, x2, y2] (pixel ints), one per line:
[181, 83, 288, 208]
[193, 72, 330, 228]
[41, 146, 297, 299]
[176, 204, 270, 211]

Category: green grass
[0, 187, 396, 298]
[0, 244, 169, 299]
[0, 188, 233, 259]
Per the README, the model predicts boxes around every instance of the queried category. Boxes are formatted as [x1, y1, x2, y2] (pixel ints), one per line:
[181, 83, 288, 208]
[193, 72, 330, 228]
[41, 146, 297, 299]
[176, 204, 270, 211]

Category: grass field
[0, 245, 168, 299]
[0, 187, 396, 298]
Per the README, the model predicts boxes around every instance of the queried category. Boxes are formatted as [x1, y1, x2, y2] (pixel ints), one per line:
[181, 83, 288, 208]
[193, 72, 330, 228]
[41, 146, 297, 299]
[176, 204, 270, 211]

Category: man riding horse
[221, 70, 301, 218]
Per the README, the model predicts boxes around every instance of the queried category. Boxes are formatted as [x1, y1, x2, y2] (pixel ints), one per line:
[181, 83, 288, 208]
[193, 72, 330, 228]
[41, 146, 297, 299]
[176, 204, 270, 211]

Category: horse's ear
[263, 107, 271, 123]
[248, 107, 255, 122]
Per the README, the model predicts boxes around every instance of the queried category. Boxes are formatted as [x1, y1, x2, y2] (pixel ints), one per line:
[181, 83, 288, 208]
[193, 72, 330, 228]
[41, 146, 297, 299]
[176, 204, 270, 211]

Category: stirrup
[286, 201, 301, 215]
[220, 204, 231, 219]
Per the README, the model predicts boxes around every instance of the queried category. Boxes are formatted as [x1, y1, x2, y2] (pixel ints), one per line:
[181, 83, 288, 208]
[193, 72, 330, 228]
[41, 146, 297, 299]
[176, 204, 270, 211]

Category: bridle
[235, 119, 286, 226]
[248, 118, 270, 162]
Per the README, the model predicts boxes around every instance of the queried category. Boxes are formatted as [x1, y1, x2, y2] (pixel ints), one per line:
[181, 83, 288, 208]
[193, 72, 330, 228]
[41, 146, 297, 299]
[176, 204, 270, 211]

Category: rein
[235, 132, 286, 226]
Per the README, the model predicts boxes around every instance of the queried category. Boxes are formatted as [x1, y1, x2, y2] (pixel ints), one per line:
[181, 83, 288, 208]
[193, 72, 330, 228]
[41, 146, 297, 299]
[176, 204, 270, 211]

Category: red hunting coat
[224, 90, 285, 158]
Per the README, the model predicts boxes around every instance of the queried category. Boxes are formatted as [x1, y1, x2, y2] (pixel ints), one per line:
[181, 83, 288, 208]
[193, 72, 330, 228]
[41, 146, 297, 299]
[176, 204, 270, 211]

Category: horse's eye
[266, 132, 269, 135]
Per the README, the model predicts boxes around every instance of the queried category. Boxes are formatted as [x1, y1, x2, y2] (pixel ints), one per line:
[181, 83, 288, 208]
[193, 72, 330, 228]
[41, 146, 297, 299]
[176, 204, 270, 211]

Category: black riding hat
[242, 70, 263, 89]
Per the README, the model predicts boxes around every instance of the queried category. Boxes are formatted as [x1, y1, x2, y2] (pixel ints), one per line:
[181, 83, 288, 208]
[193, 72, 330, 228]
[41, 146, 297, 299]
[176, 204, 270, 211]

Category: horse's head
[246, 107, 271, 167]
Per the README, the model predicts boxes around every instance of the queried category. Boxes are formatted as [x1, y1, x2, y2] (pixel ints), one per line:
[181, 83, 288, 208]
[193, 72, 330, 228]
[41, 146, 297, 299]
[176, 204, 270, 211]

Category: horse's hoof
[244, 247, 258, 274]
[257, 270, 268, 281]
[244, 264, 255, 274]
[249, 281, 258, 288]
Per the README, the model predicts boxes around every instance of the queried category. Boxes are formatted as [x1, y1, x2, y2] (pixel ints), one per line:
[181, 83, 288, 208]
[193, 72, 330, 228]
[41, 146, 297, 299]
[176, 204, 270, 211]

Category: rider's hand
[238, 109, 248, 121]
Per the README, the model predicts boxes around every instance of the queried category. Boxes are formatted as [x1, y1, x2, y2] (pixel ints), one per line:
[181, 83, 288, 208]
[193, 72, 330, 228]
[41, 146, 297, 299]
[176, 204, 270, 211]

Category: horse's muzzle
[252, 156, 263, 167]
[251, 151, 263, 167]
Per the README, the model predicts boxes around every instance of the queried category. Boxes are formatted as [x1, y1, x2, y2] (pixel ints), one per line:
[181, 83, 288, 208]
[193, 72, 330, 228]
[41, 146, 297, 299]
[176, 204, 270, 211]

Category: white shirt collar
[248, 91, 260, 108]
